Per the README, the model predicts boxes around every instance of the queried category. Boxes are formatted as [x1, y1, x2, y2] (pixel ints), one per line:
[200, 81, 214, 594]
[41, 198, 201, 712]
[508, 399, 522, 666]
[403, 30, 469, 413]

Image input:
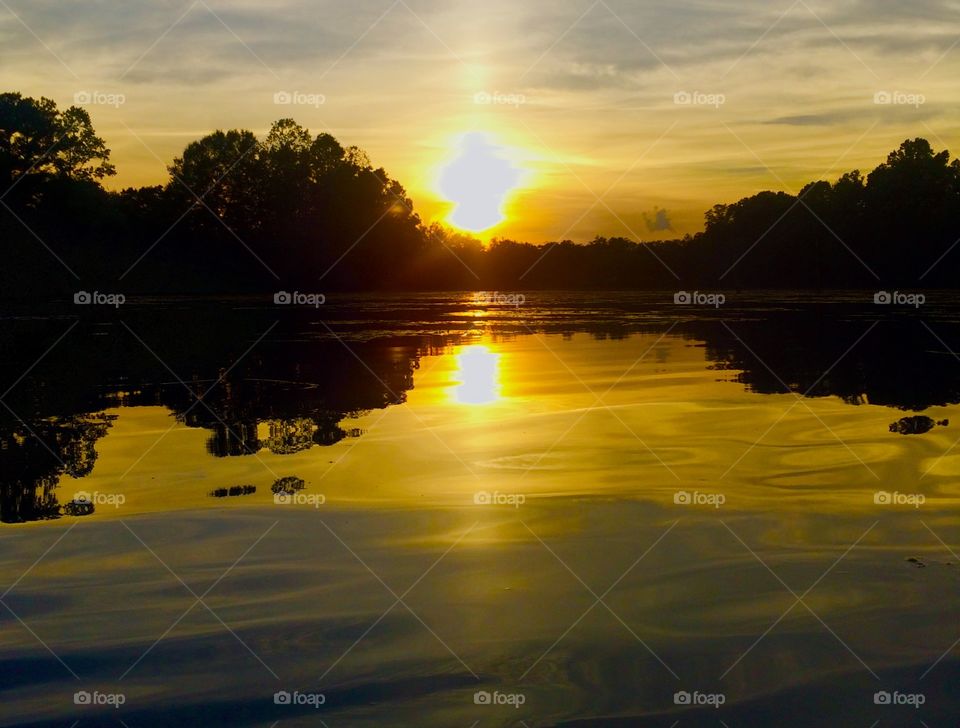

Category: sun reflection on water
[452, 344, 501, 405]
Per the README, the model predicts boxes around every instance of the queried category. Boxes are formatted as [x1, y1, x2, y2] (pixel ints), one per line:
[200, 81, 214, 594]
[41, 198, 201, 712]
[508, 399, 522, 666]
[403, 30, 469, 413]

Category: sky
[2, 0, 960, 242]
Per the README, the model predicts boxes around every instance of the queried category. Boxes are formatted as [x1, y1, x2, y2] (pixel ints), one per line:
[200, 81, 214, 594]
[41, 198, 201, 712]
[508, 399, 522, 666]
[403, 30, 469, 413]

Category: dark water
[1, 291, 959, 726]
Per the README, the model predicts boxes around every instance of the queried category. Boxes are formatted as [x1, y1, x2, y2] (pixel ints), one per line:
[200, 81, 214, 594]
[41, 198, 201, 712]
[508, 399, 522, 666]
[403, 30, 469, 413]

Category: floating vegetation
[271, 477, 306, 495]
[62, 500, 95, 516]
[209, 485, 257, 498]
[889, 416, 949, 435]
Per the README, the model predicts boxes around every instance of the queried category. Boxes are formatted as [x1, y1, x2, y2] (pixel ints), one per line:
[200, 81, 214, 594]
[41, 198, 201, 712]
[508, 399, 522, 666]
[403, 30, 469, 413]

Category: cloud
[763, 111, 857, 126]
[643, 207, 673, 232]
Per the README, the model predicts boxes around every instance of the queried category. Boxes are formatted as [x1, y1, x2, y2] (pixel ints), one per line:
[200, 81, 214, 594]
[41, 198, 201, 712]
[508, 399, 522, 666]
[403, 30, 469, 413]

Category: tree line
[3, 90, 960, 295]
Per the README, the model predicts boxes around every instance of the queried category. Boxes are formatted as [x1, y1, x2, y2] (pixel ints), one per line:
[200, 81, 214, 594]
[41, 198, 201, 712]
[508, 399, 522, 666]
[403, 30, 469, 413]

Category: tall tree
[0, 92, 114, 195]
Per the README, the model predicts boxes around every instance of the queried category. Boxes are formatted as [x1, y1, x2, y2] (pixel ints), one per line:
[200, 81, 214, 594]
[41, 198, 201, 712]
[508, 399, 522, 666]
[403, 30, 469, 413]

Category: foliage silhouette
[4, 92, 960, 294]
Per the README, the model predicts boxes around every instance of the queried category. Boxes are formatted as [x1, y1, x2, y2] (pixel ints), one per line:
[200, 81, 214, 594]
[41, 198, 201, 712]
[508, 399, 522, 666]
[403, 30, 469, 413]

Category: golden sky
[3, 0, 959, 241]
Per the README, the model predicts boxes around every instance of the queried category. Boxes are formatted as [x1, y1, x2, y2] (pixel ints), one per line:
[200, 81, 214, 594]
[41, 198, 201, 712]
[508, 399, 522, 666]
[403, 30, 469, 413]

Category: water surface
[2, 292, 959, 726]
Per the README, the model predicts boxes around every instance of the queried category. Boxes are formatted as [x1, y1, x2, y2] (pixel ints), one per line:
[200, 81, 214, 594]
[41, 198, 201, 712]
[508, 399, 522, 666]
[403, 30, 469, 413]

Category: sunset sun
[437, 132, 521, 234]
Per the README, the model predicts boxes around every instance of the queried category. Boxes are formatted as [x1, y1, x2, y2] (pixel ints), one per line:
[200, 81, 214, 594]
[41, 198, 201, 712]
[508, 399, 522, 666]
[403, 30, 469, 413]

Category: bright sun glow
[452, 344, 502, 405]
[438, 132, 521, 233]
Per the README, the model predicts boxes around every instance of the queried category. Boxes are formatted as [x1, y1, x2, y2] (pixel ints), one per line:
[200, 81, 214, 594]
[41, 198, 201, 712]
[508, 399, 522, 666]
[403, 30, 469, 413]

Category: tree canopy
[3, 90, 960, 295]
[0, 92, 115, 192]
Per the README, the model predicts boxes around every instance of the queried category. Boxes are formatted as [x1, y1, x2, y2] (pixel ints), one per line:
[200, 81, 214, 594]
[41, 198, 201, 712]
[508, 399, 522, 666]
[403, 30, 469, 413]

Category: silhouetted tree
[5, 89, 960, 294]
[0, 92, 114, 192]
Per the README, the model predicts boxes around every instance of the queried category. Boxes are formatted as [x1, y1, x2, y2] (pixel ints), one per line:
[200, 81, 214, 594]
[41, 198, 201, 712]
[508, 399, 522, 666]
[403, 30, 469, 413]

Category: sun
[437, 132, 521, 234]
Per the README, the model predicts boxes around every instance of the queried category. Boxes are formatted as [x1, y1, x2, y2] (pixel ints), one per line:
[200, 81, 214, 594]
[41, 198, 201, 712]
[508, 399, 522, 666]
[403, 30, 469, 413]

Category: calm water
[2, 292, 960, 726]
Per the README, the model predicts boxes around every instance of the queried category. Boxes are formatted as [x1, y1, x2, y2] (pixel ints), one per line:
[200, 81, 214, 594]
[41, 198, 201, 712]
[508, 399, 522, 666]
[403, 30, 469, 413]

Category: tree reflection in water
[3, 294, 960, 522]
